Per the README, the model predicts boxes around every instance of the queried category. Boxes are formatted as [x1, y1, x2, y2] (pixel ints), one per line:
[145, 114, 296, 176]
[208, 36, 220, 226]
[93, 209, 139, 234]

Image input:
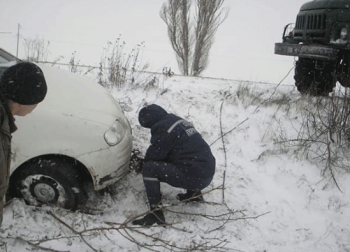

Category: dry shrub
[98, 36, 149, 88]
[275, 87, 350, 190]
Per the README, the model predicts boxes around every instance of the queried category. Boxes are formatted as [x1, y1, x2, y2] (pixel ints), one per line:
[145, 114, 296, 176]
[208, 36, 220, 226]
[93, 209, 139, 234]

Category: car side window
[0, 67, 8, 79]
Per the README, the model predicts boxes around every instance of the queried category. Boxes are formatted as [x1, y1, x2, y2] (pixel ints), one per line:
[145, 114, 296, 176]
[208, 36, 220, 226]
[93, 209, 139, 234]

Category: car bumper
[77, 129, 133, 191]
[274, 43, 339, 60]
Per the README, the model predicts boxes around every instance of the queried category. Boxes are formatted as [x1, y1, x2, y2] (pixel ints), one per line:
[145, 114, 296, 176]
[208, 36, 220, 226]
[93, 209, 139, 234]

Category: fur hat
[0, 62, 47, 105]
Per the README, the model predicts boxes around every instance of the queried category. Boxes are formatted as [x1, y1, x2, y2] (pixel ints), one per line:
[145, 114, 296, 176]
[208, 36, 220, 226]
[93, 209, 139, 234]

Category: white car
[0, 48, 132, 210]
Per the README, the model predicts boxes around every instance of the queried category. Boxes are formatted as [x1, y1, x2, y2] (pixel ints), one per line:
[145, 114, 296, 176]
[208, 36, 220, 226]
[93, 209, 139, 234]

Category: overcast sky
[0, 0, 308, 84]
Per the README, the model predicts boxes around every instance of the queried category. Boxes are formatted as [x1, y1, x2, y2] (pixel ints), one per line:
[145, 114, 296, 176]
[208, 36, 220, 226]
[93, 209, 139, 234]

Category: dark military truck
[275, 0, 350, 95]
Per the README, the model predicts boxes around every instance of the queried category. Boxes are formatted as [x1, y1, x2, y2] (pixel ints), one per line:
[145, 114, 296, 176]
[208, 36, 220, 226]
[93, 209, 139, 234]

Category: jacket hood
[138, 104, 168, 128]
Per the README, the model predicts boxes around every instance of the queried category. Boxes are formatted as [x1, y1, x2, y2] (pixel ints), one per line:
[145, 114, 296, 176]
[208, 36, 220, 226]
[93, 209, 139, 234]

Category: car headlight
[104, 120, 125, 146]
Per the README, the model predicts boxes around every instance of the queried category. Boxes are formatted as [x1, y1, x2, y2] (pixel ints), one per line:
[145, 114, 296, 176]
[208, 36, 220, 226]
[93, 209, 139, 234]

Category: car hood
[32, 64, 123, 126]
[301, 0, 350, 11]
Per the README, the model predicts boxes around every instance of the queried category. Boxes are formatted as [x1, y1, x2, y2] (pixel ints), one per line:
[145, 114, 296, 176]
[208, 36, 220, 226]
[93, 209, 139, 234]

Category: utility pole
[16, 23, 21, 57]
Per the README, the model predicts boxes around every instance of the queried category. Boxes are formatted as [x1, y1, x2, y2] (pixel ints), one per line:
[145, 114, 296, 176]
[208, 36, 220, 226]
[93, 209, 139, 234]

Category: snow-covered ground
[1, 75, 350, 252]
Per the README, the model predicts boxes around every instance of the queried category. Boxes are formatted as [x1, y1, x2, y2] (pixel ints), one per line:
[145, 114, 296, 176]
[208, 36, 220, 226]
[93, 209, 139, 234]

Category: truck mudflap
[275, 43, 339, 60]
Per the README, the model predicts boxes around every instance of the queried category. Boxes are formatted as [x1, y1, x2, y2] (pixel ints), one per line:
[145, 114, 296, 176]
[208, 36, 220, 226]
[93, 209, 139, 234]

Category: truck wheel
[336, 53, 350, 87]
[9, 159, 87, 210]
[294, 58, 336, 96]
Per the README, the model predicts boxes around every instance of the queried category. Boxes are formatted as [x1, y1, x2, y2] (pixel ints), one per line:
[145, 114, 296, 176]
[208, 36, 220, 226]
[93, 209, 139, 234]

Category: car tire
[9, 158, 86, 210]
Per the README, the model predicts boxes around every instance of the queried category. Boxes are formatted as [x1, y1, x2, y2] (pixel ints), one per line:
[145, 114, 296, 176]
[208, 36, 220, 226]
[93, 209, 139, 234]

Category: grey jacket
[0, 96, 15, 226]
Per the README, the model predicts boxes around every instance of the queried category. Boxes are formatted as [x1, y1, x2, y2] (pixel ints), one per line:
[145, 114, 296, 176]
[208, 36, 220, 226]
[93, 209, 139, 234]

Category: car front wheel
[9, 158, 86, 210]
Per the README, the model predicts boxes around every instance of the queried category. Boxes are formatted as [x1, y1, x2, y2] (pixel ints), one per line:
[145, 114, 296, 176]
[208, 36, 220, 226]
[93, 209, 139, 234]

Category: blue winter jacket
[139, 104, 215, 178]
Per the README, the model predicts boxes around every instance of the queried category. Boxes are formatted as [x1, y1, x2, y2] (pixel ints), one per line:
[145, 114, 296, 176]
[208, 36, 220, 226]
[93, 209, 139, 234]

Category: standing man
[0, 62, 47, 226]
[132, 104, 215, 226]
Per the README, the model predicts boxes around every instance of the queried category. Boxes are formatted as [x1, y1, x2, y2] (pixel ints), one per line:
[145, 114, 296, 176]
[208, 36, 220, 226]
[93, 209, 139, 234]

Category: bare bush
[68, 51, 81, 73]
[275, 88, 350, 190]
[20, 35, 154, 88]
[23, 36, 50, 62]
[68, 52, 95, 76]
[99, 36, 149, 89]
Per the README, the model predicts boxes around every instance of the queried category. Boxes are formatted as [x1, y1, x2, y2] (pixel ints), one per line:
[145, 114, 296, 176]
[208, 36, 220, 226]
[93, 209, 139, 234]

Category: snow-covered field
[1, 75, 350, 252]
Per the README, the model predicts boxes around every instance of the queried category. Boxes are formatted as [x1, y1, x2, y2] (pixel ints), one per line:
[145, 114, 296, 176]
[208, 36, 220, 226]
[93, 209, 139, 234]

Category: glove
[130, 149, 144, 174]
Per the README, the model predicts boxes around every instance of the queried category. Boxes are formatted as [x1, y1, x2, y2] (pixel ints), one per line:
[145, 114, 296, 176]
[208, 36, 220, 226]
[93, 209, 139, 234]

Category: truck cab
[275, 0, 350, 95]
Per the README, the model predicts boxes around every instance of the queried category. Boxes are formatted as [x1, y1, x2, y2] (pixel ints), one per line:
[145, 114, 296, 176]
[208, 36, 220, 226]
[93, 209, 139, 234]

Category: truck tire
[294, 58, 336, 96]
[336, 53, 350, 87]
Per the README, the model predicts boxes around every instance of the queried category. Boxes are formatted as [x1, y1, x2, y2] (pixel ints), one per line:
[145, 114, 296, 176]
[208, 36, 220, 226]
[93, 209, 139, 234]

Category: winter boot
[176, 190, 204, 202]
[132, 208, 165, 226]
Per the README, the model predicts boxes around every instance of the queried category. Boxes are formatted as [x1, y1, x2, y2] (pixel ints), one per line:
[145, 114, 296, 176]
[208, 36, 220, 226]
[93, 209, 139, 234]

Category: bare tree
[192, 0, 228, 76]
[160, 0, 229, 76]
[160, 0, 192, 75]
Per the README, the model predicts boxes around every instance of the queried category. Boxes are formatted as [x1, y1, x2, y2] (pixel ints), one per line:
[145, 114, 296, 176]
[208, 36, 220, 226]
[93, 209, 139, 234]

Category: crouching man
[132, 104, 215, 226]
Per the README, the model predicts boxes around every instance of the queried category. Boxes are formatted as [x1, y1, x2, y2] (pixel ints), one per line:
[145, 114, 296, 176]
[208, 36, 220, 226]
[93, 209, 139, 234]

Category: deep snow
[1, 74, 350, 252]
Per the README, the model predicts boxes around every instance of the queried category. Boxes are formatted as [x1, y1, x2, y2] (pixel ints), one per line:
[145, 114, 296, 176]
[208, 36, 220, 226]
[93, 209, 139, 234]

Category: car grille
[294, 13, 328, 41]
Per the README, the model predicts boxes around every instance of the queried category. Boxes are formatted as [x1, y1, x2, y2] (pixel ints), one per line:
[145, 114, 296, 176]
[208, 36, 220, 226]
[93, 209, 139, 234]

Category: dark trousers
[142, 161, 212, 207]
